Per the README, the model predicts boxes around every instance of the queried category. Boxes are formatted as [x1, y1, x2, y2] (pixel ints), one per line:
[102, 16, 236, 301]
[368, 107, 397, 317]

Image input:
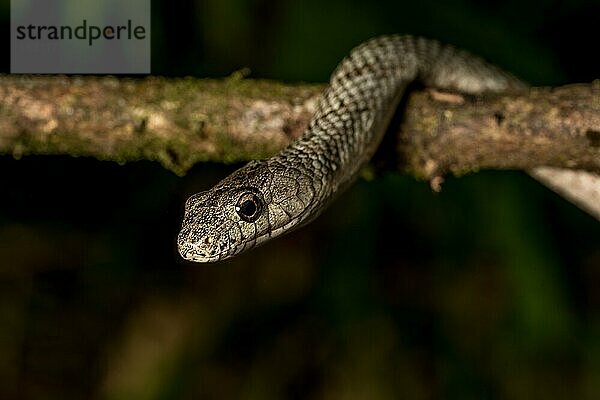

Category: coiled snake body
[177, 35, 594, 263]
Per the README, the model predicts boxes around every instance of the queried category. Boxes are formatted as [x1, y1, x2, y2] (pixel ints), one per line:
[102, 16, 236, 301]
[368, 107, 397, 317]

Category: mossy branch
[0, 75, 598, 178]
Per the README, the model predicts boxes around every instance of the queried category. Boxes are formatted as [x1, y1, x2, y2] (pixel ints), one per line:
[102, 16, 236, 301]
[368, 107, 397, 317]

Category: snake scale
[177, 35, 599, 263]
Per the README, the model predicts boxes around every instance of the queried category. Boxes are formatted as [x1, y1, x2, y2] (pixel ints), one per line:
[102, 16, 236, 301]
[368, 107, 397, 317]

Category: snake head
[177, 160, 317, 263]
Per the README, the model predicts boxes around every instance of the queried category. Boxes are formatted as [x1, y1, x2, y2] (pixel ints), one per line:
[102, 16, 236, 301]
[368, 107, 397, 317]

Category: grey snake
[177, 35, 599, 263]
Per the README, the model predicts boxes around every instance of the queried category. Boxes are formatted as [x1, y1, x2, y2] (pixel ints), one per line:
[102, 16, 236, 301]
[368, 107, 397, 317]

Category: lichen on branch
[0, 75, 598, 179]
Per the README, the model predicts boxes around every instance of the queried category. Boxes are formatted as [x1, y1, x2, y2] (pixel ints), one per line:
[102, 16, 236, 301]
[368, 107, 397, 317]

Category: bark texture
[0, 75, 598, 178]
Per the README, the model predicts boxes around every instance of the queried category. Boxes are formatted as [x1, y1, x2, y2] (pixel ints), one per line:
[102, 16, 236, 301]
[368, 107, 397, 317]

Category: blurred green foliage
[0, 0, 599, 399]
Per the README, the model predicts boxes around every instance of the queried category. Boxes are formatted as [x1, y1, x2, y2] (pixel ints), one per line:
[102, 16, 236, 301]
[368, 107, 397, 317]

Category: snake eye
[235, 192, 263, 222]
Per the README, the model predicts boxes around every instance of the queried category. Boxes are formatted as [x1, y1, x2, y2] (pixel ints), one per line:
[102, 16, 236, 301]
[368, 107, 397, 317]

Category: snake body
[177, 35, 529, 262]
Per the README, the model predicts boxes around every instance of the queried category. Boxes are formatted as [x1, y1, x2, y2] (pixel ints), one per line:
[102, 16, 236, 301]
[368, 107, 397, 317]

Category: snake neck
[275, 35, 523, 217]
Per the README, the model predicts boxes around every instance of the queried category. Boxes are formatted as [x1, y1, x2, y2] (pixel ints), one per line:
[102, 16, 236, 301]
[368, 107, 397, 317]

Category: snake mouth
[179, 246, 222, 263]
[177, 242, 224, 263]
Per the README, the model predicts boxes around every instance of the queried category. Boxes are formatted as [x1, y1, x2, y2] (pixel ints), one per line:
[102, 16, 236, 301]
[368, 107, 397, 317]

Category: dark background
[1, 0, 600, 399]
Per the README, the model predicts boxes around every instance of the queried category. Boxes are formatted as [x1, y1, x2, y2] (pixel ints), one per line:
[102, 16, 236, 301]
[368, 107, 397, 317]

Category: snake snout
[177, 230, 226, 263]
[178, 240, 215, 263]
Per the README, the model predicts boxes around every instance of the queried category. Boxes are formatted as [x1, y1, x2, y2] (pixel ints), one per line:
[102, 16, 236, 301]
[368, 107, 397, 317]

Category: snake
[177, 35, 598, 263]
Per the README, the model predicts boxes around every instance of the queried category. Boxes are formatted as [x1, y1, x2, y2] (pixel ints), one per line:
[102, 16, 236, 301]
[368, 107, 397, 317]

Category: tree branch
[0, 75, 598, 179]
